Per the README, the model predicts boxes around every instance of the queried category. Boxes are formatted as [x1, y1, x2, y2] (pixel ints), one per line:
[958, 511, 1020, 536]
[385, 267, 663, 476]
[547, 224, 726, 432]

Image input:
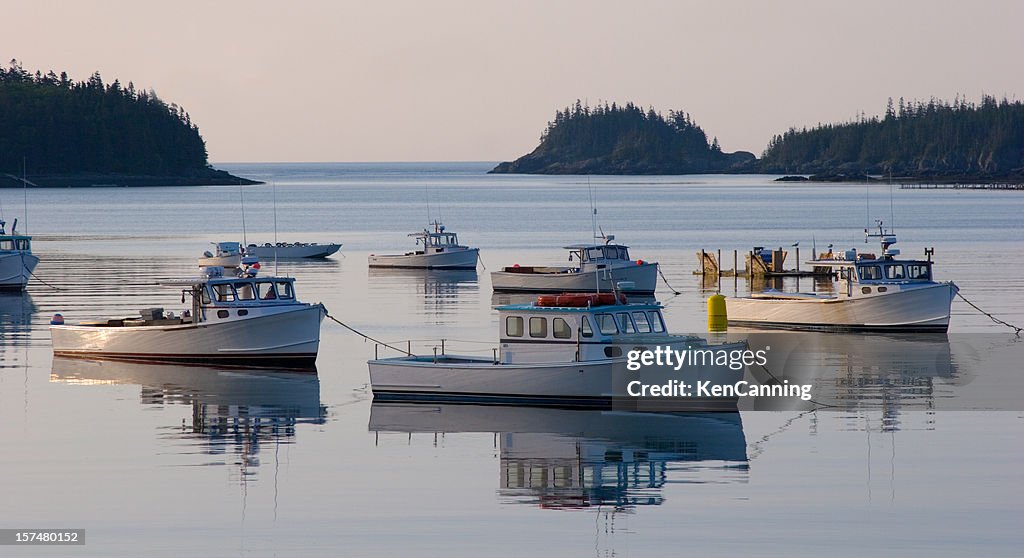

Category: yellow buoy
[707, 293, 728, 332]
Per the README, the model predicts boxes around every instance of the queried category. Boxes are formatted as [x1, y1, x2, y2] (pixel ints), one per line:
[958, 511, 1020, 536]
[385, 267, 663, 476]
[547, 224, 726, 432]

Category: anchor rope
[324, 309, 413, 355]
[22, 253, 60, 290]
[956, 291, 1022, 336]
[657, 266, 681, 295]
[756, 361, 838, 409]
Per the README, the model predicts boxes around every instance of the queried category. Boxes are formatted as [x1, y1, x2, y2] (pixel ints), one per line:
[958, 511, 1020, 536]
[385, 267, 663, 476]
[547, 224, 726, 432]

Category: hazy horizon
[8, 0, 1024, 163]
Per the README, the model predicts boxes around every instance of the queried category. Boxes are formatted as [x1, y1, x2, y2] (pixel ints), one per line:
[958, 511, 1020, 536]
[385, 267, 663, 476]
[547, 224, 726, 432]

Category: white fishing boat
[0, 219, 38, 290]
[369, 293, 747, 409]
[245, 241, 342, 259]
[727, 223, 958, 332]
[490, 235, 658, 294]
[50, 251, 325, 368]
[368, 221, 478, 270]
[197, 241, 243, 268]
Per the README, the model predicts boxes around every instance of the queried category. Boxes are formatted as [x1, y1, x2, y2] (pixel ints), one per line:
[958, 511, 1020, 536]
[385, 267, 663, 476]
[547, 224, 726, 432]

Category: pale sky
[6, 0, 1023, 163]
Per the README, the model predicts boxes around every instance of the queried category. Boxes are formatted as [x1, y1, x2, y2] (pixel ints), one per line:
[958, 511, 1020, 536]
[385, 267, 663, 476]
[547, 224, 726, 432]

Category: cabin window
[506, 316, 524, 337]
[595, 313, 618, 335]
[587, 248, 604, 261]
[616, 312, 636, 334]
[529, 317, 548, 338]
[632, 311, 652, 333]
[886, 264, 905, 280]
[604, 346, 623, 358]
[234, 282, 256, 301]
[647, 311, 665, 333]
[0, 240, 12, 250]
[275, 281, 295, 300]
[237, 309, 249, 316]
[15, 239, 29, 250]
[858, 265, 882, 281]
[907, 264, 931, 280]
[257, 281, 278, 300]
[552, 318, 572, 339]
[580, 316, 594, 338]
[212, 284, 235, 302]
[200, 287, 211, 305]
[216, 310, 229, 318]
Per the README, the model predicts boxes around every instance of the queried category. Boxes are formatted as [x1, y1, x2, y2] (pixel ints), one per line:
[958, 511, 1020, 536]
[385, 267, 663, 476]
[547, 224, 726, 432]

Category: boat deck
[78, 317, 192, 327]
[748, 291, 836, 301]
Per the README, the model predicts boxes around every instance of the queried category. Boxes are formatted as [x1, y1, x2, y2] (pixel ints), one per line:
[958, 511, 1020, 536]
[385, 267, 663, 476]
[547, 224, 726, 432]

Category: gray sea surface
[1, 163, 1022, 556]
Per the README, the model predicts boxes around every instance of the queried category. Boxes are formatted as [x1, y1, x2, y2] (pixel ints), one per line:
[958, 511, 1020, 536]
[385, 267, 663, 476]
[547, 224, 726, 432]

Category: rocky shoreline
[0, 168, 260, 188]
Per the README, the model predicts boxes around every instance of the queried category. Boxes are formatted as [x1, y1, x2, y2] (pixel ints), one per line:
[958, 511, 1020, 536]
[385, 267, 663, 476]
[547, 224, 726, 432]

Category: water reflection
[742, 332, 974, 419]
[368, 267, 479, 318]
[0, 293, 34, 367]
[369, 403, 748, 510]
[51, 357, 326, 480]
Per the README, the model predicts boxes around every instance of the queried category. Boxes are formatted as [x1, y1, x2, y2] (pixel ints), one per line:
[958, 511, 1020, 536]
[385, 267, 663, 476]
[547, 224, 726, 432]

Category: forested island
[493, 97, 1024, 183]
[761, 96, 1024, 182]
[490, 102, 755, 174]
[0, 60, 256, 187]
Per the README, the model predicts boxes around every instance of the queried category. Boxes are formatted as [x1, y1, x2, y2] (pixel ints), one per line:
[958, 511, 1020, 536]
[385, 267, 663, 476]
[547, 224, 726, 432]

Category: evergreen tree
[0, 60, 210, 176]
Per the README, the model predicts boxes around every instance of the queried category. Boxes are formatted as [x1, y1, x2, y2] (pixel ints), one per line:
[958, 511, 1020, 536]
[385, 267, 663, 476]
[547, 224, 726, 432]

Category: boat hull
[369, 248, 479, 270]
[246, 243, 341, 259]
[0, 252, 39, 290]
[727, 282, 958, 332]
[490, 262, 658, 294]
[369, 345, 745, 410]
[50, 304, 325, 369]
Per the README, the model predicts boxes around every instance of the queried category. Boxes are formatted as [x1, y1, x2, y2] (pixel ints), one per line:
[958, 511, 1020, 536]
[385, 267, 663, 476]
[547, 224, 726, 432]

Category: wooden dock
[695, 248, 834, 278]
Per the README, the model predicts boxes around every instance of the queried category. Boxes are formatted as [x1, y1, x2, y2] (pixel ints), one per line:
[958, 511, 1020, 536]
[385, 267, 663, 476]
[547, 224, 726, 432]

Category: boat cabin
[0, 219, 31, 252]
[410, 221, 467, 254]
[806, 224, 940, 298]
[495, 297, 671, 364]
[161, 267, 304, 326]
[565, 243, 634, 270]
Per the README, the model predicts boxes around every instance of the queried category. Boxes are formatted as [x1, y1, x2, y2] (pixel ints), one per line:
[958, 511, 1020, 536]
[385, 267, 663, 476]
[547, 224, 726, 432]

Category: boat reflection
[51, 357, 326, 479]
[369, 402, 748, 510]
[741, 332, 973, 419]
[0, 292, 35, 366]
[369, 267, 479, 318]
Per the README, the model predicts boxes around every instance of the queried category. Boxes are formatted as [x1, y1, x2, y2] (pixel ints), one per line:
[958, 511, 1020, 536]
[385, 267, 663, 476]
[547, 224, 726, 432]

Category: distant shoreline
[775, 172, 1024, 186]
[0, 168, 261, 188]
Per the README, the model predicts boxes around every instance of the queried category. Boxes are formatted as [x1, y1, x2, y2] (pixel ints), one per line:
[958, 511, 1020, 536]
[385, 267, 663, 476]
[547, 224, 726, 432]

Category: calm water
[1, 163, 1022, 557]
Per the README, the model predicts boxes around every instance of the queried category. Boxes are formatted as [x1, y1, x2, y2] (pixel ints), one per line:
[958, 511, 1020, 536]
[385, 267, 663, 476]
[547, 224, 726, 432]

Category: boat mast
[589, 177, 600, 293]
[239, 180, 248, 246]
[22, 156, 28, 235]
[273, 181, 279, 276]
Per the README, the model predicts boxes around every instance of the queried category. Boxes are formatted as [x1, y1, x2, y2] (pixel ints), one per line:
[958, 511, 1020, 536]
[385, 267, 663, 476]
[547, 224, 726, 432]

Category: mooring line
[23, 255, 60, 290]
[956, 291, 1022, 336]
[657, 266, 681, 295]
[324, 308, 413, 355]
[756, 362, 838, 410]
